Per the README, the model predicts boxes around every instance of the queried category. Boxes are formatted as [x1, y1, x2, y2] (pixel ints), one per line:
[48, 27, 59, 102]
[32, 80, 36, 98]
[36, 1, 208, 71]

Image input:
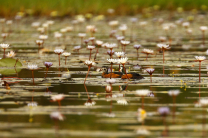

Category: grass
[0, 0, 208, 17]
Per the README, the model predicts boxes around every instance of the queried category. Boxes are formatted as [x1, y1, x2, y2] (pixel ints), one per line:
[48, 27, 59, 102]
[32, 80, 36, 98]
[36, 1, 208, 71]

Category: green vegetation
[0, 0, 208, 17]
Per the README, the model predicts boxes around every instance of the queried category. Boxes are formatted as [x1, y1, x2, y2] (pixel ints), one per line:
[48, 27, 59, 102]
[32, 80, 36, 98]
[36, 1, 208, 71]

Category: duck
[120, 66, 144, 80]
[101, 66, 123, 78]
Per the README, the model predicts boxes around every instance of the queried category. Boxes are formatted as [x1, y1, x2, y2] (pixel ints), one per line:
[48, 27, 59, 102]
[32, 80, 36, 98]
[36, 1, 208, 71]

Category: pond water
[0, 14, 208, 137]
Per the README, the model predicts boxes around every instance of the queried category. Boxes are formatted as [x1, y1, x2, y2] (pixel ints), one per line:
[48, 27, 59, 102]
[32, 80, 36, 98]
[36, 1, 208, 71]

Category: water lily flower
[200, 26, 208, 46]
[134, 44, 141, 58]
[136, 128, 150, 135]
[158, 107, 170, 116]
[137, 108, 147, 122]
[136, 90, 150, 109]
[120, 40, 130, 52]
[50, 112, 64, 121]
[117, 57, 129, 80]
[39, 35, 48, 41]
[44, 62, 53, 78]
[28, 64, 38, 85]
[168, 90, 180, 96]
[142, 49, 154, 60]
[146, 68, 155, 83]
[0, 43, 9, 58]
[6, 51, 15, 58]
[157, 44, 170, 63]
[54, 49, 64, 66]
[87, 45, 95, 60]
[62, 52, 71, 65]
[84, 99, 96, 106]
[195, 56, 206, 82]
[117, 99, 128, 105]
[105, 85, 112, 93]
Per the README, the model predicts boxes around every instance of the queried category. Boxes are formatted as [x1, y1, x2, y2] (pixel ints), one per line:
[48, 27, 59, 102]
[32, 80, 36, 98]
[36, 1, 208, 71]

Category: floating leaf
[0, 58, 22, 67]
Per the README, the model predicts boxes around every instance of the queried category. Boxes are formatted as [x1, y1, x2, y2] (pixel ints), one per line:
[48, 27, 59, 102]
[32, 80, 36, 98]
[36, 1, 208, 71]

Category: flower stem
[199, 61, 201, 83]
[150, 74, 152, 83]
[58, 54, 61, 66]
[32, 70, 35, 85]
[14, 58, 18, 67]
[65, 57, 67, 65]
[110, 63, 113, 79]
[3, 48, 5, 58]
[146, 54, 148, 60]
[122, 64, 130, 80]
[137, 49, 139, 59]
[163, 49, 165, 63]
[45, 67, 49, 78]
[89, 49, 92, 60]
[84, 66, 91, 85]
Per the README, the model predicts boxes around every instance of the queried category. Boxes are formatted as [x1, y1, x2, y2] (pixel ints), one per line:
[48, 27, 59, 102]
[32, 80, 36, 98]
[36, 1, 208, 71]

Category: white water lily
[106, 43, 117, 49]
[115, 52, 125, 58]
[27, 102, 38, 107]
[51, 94, 65, 101]
[74, 46, 81, 50]
[36, 40, 43, 45]
[107, 58, 117, 63]
[54, 32, 62, 38]
[105, 85, 112, 92]
[54, 49, 64, 54]
[6, 51, 16, 58]
[84, 100, 96, 106]
[85, 60, 95, 66]
[39, 35, 48, 40]
[119, 24, 127, 31]
[157, 43, 170, 49]
[182, 22, 190, 28]
[120, 40, 130, 45]
[0, 43, 9, 49]
[195, 56, 206, 61]
[87, 45, 95, 49]
[200, 26, 208, 31]
[136, 89, 150, 96]
[50, 112, 64, 121]
[62, 52, 71, 57]
[28, 64, 38, 70]
[117, 99, 128, 105]
[137, 108, 147, 122]
[109, 20, 119, 26]
[168, 90, 180, 96]
[60, 28, 67, 33]
[117, 36, 125, 40]
[1, 33, 8, 38]
[96, 40, 103, 46]
[47, 20, 54, 25]
[78, 33, 86, 37]
[136, 128, 150, 135]
[142, 49, 154, 54]
[199, 98, 208, 106]
[117, 57, 128, 64]
[32, 22, 40, 28]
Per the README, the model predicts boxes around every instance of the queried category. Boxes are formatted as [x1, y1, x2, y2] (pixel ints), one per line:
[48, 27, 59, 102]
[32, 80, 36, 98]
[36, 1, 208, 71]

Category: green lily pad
[0, 58, 22, 75]
[0, 58, 22, 67]
[0, 68, 22, 75]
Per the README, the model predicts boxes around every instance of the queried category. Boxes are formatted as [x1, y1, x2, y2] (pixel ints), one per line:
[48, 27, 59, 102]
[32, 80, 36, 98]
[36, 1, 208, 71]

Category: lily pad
[0, 58, 22, 67]
[0, 58, 22, 75]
